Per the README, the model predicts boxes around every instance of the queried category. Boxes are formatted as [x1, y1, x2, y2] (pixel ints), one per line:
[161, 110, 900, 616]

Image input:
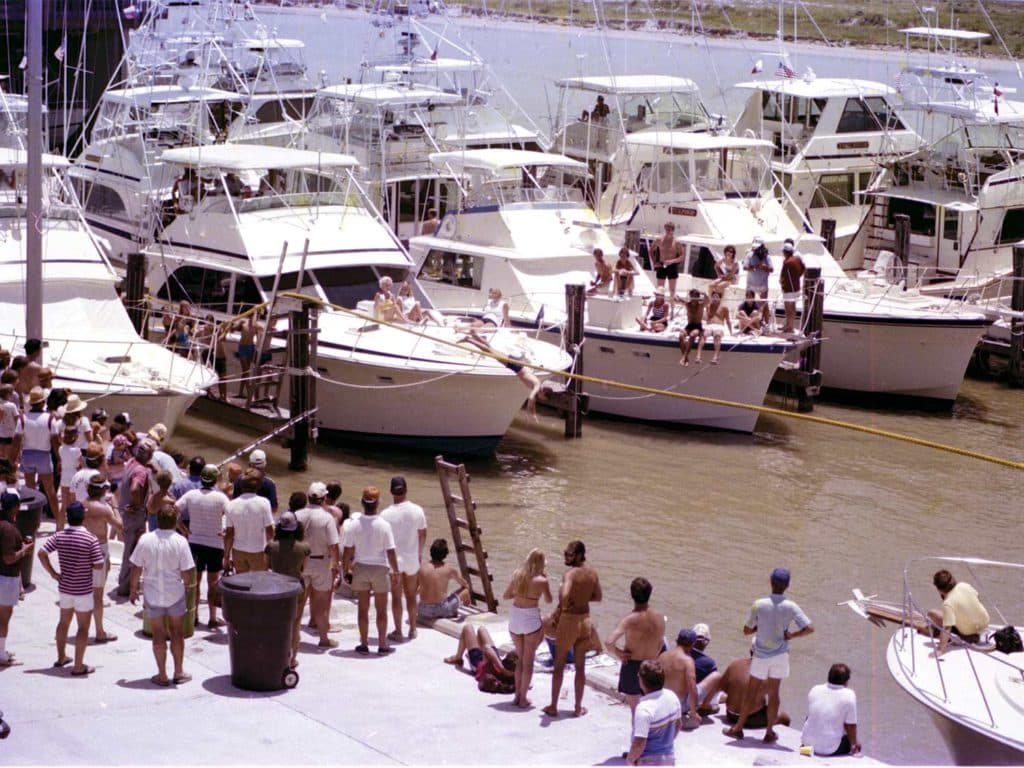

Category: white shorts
[0, 574, 20, 607]
[782, 292, 800, 302]
[750, 652, 789, 680]
[58, 592, 95, 613]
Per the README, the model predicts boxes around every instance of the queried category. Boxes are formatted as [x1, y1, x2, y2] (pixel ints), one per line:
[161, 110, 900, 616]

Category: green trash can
[15, 489, 46, 589]
[218, 571, 303, 691]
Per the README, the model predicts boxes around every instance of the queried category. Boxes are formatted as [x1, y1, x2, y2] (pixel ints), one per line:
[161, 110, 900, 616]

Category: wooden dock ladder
[434, 455, 498, 612]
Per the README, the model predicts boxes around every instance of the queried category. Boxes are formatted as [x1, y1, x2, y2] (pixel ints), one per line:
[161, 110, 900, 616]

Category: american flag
[894, 71, 904, 92]
[775, 61, 796, 79]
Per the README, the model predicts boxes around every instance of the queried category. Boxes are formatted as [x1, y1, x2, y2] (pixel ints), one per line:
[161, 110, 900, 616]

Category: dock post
[1010, 246, 1024, 388]
[893, 213, 910, 289]
[125, 253, 148, 337]
[564, 284, 586, 438]
[820, 218, 836, 257]
[288, 302, 314, 471]
[797, 266, 824, 411]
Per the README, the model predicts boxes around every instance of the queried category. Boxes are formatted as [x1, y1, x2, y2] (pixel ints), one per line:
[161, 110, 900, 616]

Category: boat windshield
[469, 166, 587, 206]
[638, 145, 769, 198]
[312, 265, 414, 309]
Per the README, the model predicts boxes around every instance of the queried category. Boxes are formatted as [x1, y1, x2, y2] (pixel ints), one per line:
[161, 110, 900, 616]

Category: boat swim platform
[188, 392, 293, 435]
[2, 526, 890, 766]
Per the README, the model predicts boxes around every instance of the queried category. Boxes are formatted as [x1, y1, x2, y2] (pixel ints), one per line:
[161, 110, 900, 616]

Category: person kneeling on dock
[417, 538, 470, 622]
[444, 623, 518, 694]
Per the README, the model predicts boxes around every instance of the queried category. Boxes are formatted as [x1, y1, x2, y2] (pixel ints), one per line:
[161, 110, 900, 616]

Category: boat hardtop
[428, 148, 588, 175]
[734, 77, 896, 99]
[556, 74, 701, 96]
[99, 84, 244, 108]
[0, 148, 70, 169]
[623, 131, 773, 153]
[159, 144, 358, 172]
[317, 82, 463, 108]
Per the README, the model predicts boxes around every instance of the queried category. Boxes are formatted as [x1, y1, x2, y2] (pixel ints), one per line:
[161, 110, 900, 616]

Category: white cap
[249, 449, 267, 468]
[693, 623, 711, 640]
[307, 481, 327, 499]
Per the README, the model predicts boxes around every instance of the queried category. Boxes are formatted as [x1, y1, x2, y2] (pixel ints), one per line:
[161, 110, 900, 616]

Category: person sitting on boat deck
[709, 245, 739, 296]
[605, 577, 668, 723]
[737, 290, 763, 335]
[625, 660, 683, 767]
[579, 109, 590, 122]
[678, 289, 707, 367]
[744, 236, 773, 322]
[397, 281, 432, 325]
[591, 95, 610, 122]
[651, 222, 684, 299]
[779, 239, 806, 334]
[659, 628, 700, 728]
[702, 291, 732, 365]
[444, 622, 518, 694]
[697, 647, 792, 728]
[801, 662, 861, 757]
[373, 276, 405, 324]
[223, 172, 249, 200]
[587, 248, 614, 296]
[259, 168, 287, 197]
[458, 329, 541, 419]
[927, 569, 990, 656]
[420, 208, 440, 236]
[503, 548, 552, 709]
[637, 290, 672, 333]
[417, 538, 470, 623]
[614, 247, 638, 298]
[171, 168, 202, 214]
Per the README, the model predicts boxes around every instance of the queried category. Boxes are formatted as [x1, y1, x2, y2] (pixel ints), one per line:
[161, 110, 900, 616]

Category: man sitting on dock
[927, 569, 990, 656]
[801, 663, 861, 756]
[417, 538, 470, 622]
[658, 628, 700, 727]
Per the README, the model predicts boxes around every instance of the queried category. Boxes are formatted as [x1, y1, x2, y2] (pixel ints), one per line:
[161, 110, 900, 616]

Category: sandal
[70, 666, 95, 677]
[172, 673, 192, 685]
[377, 645, 395, 655]
[151, 675, 171, 687]
[94, 634, 118, 644]
[355, 643, 370, 655]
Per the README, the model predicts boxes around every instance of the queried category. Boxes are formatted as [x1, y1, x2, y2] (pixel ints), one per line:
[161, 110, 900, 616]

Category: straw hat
[63, 394, 87, 414]
[28, 387, 45, 405]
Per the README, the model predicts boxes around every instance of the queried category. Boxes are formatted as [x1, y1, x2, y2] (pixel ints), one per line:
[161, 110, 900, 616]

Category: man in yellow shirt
[927, 569, 990, 656]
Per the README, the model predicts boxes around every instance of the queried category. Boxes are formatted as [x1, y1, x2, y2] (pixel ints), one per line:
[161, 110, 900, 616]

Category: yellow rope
[273, 292, 1023, 472]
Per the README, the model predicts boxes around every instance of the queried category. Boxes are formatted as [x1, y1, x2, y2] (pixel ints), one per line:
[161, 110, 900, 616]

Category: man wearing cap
[112, 412, 132, 432]
[148, 428, 182, 484]
[341, 487, 400, 655]
[724, 567, 814, 743]
[84, 474, 122, 643]
[297, 483, 341, 649]
[266, 511, 310, 669]
[690, 623, 717, 683]
[38, 501, 105, 676]
[71, 442, 106, 504]
[658, 629, 700, 726]
[380, 476, 427, 642]
[233, 449, 278, 514]
[130, 505, 196, 686]
[779, 240, 805, 334]
[744, 237, 773, 323]
[224, 469, 274, 574]
[0, 492, 34, 666]
[171, 456, 205, 500]
[116, 439, 156, 597]
[175, 464, 229, 629]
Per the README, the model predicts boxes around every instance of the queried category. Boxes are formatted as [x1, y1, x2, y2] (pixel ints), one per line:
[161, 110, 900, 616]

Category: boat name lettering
[837, 141, 870, 151]
[668, 206, 697, 217]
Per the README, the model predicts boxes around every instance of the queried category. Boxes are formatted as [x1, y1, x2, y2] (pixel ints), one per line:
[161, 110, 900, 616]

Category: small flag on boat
[751, 59, 763, 75]
[18, 56, 27, 71]
[893, 71, 904, 92]
[431, 48, 438, 61]
[775, 61, 796, 79]
[53, 44, 65, 62]
[122, 4, 138, 20]
[994, 83, 1002, 115]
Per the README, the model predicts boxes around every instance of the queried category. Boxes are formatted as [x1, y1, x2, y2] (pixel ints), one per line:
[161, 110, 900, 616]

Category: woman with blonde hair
[502, 548, 552, 708]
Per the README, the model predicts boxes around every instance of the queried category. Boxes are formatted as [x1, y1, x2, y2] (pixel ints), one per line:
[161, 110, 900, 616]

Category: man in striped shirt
[38, 501, 104, 676]
[626, 659, 682, 766]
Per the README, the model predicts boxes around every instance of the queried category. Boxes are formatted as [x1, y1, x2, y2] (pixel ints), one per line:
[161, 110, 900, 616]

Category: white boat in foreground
[844, 557, 1024, 766]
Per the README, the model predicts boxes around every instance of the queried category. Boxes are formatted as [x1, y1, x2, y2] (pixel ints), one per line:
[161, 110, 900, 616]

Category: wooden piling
[125, 253, 148, 337]
[893, 213, 910, 289]
[820, 218, 836, 257]
[288, 302, 317, 471]
[1010, 246, 1024, 388]
[564, 284, 586, 438]
[795, 266, 824, 411]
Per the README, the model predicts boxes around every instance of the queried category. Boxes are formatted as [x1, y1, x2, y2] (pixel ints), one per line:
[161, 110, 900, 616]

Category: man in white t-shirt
[379, 475, 427, 642]
[129, 506, 195, 687]
[341, 486, 399, 656]
[174, 465, 229, 629]
[801, 663, 860, 756]
[70, 443, 105, 503]
[223, 469, 273, 574]
[626, 659, 682, 766]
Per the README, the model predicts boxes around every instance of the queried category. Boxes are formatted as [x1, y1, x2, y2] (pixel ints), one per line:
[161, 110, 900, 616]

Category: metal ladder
[434, 455, 498, 612]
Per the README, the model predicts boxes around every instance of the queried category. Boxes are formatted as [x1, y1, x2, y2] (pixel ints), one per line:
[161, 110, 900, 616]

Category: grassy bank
[445, 0, 1024, 57]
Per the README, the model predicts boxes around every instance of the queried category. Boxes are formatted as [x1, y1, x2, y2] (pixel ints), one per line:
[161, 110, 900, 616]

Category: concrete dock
[1, 524, 885, 765]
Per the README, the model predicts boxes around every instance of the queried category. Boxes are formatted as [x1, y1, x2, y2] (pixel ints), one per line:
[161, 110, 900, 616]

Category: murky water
[156, 7, 1024, 762]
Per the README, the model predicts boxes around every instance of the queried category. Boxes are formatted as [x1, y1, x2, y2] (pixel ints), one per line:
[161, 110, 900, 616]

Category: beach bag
[478, 673, 515, 695]
[993, 625, 1022, 654]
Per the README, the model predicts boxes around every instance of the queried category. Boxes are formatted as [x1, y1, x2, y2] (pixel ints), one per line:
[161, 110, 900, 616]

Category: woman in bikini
[502, 549, 552, 708]
[373, 276, 405, 324]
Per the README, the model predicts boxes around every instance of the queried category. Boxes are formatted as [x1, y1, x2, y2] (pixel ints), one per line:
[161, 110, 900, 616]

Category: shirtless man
[703, 290, 733, 365]
[544, 540, 602, 718]
[698, 652, 791, 729]
[614, 247, 637, 298]
[678, 289, 707, 366]
[83, 474, 123, 643]
[651, 222, 683, 299]
[605, 577, 667, 721]
[587, 248, 613, 296]
[234, 313, 260, 399]
[659, 628, 700, 726]
[417, 538, 470, 622]
[19, 339, 43, 399]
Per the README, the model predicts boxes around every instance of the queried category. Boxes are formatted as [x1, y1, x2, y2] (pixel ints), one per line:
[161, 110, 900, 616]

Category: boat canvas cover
[0, 281, 144, 344]
[505, 256, 594, 318]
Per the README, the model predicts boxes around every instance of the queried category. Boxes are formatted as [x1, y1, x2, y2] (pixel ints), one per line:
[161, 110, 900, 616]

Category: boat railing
[896, 556, 1024, 730]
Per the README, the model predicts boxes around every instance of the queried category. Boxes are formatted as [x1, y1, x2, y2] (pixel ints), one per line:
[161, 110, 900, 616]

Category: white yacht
[845, 557, 1024, 765]
[598, 131, 989, 402]
[408, 149, 799, 433]
[0, 148, 217, 432]
[731, 75, 923, 268]
[145, 144, 569, 454]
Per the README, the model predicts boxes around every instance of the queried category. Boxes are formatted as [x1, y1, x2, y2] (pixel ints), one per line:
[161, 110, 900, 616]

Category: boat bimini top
[159, 144, 358, 172]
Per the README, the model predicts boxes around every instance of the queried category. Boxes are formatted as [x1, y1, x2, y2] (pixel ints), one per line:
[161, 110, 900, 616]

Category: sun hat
[307, 481, 327, 500]
[28, 386, 45, 405]
[63, 394, 87, 414]
[147, 423, 168, 444]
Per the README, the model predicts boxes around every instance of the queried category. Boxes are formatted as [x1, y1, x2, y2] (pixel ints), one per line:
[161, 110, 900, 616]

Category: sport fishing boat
[597, 130, 989, 402]
[0, 148, 216, 432]
[844, 557, 1024, 765]
[144, 144, 569, 454]
[408, 148, 800, 433]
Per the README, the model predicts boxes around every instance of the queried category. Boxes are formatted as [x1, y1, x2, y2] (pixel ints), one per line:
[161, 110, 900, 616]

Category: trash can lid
[219, 571, 303, 600]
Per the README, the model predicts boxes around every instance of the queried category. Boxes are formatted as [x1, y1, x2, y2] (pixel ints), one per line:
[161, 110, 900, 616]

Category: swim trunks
[554, 612, 602, 657]
[618, 658, 644, 695]
[685, 321, 703, 334]
[418, 592, 461, 620]
[655, 263, 679, 280]
[727, 705, 768, 729]
[509, 604, 542, 635]
[236, 344, 256, 363]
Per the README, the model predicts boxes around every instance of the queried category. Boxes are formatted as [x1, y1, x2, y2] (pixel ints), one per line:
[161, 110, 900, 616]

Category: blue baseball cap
[771, 567, 791, 586]
[677, 628, 697, 646]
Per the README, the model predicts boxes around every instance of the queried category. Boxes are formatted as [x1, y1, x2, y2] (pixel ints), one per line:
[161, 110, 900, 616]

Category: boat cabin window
[252, 97, 315, 125]
[157, 266, 231, 312]
[312, 266, 411, 309]
[417, 249, 484, 290]
[811, 173, 855, 208]
[837, 97, 905, 134]
[887, 198, 936, 237]
[998, 208, 1024, 244]
[232, 275, 264, 313]
[760, 93, 826, 128]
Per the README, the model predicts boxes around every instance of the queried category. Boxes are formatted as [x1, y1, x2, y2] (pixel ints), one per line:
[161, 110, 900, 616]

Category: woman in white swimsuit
[502, 549, 552, 708]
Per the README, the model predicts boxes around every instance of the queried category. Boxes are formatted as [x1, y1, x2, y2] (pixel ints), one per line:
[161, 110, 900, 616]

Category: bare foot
[444, 655, 463, 666]
[542, 705, 559, 717]
[695, 356, 702, 364]
[711, 357, 719, 365]
[763, 730, 778, 744]
[516, 698, 532, 709]
[573, 706, 588, 717]
[723, 727, 744, 739]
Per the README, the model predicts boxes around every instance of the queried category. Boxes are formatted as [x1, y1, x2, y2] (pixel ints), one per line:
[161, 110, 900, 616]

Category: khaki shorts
[233, 550, 267, 574]
[351, 563, 390, 593]
[305, 559, 334, 592]
[59, 592, 94, 612]
[92, 558, 108, 589]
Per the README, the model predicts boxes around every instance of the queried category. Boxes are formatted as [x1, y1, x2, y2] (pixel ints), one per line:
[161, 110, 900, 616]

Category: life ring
[438, 215, 456, 238]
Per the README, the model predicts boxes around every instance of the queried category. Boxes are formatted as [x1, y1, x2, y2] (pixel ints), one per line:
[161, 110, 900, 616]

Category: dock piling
[893, 213, 910, 289]
[1010, 246, 1024, 388]
[288, 302, 318, 471]
[564, 284, 586, 438]
[125, 253, 148, 337]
